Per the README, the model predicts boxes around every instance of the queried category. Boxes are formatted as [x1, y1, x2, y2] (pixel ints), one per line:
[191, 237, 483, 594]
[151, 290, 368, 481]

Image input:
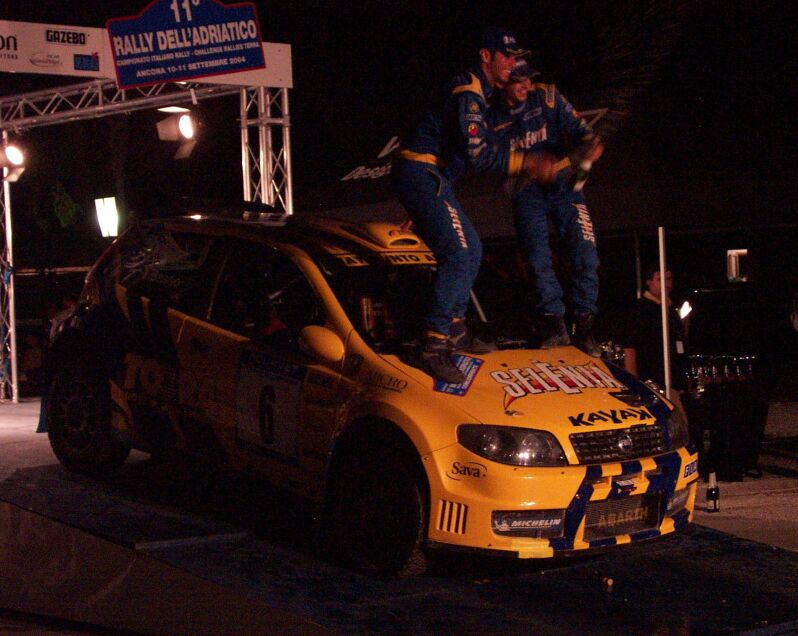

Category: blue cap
[509, 57, 540, 82]
[480, 27, 529, 56]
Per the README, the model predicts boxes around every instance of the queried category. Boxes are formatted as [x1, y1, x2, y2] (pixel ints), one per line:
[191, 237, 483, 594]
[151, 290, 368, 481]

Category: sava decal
[568, 408, 652, 427]
[491, 361, 626, 408]
[434, 355, 482, 396]
[447, 461, 487, 480]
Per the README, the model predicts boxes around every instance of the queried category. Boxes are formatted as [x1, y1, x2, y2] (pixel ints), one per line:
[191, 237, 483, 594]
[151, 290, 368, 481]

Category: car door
[115, 223, 226, 452]
[177, 237, 344, 494]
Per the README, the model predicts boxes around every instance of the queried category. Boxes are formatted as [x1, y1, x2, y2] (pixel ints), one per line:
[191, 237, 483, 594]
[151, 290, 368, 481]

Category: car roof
[157, 212, 436, 266]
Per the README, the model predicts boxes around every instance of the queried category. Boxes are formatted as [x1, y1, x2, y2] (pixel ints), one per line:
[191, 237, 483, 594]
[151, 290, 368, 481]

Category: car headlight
[665, 404, 689, 450]
[457, 425, 567, 467]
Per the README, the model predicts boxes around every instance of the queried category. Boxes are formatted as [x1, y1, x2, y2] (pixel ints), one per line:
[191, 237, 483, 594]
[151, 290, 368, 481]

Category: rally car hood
[392, 345, 669, 436]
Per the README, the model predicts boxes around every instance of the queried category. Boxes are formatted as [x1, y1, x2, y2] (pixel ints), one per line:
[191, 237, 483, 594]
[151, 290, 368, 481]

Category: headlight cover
[458, 425, 567, 467]
[665, 404, 690, 451]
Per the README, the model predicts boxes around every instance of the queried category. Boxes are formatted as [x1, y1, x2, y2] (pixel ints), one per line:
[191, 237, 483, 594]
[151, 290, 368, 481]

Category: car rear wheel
[327, 442, 429, 578]
[47, 361, 130, 476]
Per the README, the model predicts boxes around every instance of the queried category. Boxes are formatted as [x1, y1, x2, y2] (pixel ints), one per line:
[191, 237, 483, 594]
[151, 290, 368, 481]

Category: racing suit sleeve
[452, 75, 526, 176]
[550, 85, 595, 146]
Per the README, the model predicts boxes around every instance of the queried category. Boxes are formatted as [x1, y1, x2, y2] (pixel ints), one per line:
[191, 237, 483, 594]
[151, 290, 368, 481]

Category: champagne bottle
[706, 471, 720, 512]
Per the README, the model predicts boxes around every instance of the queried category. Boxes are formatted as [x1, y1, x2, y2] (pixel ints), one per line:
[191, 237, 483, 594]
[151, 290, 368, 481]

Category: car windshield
[318, 257, 435, 352]
[317, 254, 532, 353]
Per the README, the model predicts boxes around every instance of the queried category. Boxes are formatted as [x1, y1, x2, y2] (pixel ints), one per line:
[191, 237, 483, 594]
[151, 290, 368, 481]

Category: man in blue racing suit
[489, 57, 604, 356]
[393, 28, 551, 383]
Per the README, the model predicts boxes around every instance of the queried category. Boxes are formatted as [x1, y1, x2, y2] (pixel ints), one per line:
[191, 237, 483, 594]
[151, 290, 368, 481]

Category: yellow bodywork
[105, 215, 698, 558]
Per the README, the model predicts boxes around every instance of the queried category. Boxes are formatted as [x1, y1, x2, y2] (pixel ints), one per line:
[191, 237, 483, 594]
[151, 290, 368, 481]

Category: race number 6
[258, 384, 276, 445]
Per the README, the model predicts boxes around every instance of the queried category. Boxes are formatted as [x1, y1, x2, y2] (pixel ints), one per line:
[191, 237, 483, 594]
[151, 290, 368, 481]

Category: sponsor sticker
[447, 461, 487, 480]
[434, 355, 483, 396]
[364, 370, 408, 392]
[490, 361, 627, 409]
[683, 459, 698, 479]
[568, 408, 652, 427]
[74, 52, 100, 71]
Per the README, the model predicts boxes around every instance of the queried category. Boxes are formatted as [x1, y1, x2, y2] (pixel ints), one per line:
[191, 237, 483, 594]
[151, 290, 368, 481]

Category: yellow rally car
[43, 211, 699, 577]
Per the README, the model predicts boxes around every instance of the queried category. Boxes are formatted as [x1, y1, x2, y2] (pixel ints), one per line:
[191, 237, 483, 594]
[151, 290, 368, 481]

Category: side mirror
[299, 325, 345, 364]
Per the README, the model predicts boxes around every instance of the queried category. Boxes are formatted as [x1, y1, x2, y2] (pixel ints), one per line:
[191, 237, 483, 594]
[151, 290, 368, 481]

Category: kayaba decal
[568, 408, 652, 427]
[491, 361, 626, 409]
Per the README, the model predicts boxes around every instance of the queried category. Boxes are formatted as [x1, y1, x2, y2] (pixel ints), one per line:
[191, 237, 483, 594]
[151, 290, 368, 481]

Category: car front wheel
[327, 442, 429, 578]
[46, 360, 130, 476]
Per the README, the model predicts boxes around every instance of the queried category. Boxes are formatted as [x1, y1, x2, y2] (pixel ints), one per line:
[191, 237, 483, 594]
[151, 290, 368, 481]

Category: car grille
[569, 424, 665, 464]
[583, 494, 661, 541]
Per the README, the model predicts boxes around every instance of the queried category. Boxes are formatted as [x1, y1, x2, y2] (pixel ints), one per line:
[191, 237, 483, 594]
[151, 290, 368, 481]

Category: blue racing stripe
[648, 451, 682, 522]
[589, 537, 617, 549]
[630, 528, 661, 542]
[549, 464, 600, 551]
[607, 460, 644, 499]
[672, 508, 691, 530]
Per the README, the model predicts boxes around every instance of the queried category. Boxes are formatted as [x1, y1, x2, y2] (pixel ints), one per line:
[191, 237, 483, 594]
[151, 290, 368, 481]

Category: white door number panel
[236, 351, 305, 459]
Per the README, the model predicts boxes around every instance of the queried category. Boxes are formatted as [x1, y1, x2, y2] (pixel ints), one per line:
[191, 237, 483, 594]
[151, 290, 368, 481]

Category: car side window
[209, 239, 324, 348]
[117, 221, 225, 319]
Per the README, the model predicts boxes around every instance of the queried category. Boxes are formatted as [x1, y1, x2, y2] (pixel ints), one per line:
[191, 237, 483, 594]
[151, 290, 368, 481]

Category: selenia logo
[491, 361, 626, 409]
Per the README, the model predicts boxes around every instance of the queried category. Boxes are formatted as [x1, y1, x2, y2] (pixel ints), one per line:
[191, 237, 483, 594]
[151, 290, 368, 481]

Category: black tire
[327, 442, 429, 578]
[46, 361, 130, 476]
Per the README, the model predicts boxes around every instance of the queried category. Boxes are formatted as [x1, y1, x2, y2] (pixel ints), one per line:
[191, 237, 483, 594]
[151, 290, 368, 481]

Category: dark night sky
[1, 0, 796, 265]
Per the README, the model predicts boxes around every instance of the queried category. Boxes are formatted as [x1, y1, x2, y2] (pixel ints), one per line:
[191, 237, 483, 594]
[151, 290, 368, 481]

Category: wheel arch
[326, 416, 431, 507]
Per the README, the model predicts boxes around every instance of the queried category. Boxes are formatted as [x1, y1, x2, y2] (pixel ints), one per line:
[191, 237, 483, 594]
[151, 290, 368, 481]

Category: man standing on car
[393, 28, 552, 384]
[490, 57, 604, 356]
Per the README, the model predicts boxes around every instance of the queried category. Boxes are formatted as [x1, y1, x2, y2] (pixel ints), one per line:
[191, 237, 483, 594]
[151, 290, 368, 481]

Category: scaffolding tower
[0, 78, 293, 401]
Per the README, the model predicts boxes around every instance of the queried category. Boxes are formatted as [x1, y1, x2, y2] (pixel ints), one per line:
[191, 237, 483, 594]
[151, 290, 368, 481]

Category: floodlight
[1, 143, 26, 182]
[157, 105, 191, 113]
[95, 196, 119, 238]
[156, 112, 198, 159]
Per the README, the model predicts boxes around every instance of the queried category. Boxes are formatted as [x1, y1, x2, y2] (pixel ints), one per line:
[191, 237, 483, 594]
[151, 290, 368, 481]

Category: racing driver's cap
[480, 27, 529, 57]
[509, 57, 540, 82]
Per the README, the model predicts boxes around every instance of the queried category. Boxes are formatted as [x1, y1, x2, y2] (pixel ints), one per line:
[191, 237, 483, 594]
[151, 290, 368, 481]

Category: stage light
[1, 143, 26, 182]
[157, 112, 198, 159]
[95, 196, 119, 238]
[157, 105, 191, 113]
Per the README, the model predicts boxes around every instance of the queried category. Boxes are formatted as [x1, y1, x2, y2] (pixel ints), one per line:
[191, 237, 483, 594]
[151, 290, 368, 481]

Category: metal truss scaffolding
[0, 79, 293, 401]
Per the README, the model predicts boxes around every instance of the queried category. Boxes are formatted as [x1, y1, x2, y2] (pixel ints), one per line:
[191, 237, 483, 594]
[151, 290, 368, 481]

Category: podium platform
[3, 400, 798, 634]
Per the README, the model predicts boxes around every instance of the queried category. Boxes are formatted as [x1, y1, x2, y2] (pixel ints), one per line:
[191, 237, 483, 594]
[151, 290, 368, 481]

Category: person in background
[393, 28, 554, 384]
[622, 263, 687, 388]
[490, 57, 604, 355]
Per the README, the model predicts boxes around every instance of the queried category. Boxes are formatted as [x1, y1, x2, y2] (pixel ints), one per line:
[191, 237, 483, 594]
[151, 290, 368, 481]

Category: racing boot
[420, 332, 466, 384]
[538, 314, 570, 349]
[449, 318, 497, 354]
[572, 312, 601, 357]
